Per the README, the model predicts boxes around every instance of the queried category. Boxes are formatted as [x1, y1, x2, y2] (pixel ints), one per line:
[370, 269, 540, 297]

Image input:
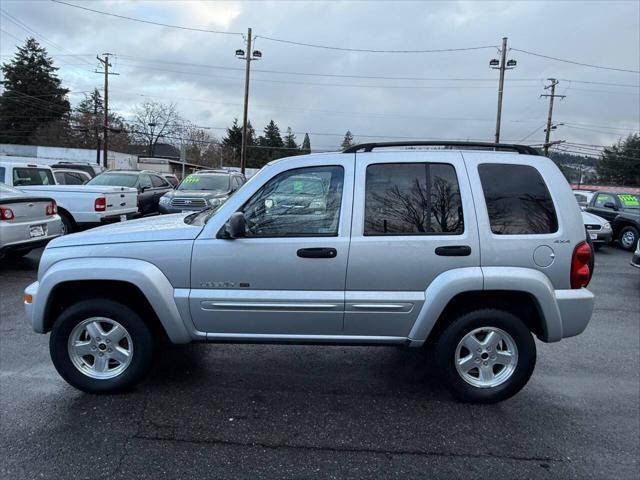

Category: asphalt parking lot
[1, 247, 638, 479]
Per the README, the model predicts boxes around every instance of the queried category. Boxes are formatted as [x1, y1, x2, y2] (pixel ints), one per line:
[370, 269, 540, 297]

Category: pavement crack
[132, 433, 567, 464]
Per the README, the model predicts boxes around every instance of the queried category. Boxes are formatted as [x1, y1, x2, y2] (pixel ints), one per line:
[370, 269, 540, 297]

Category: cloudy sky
[1, 0, 639, 153]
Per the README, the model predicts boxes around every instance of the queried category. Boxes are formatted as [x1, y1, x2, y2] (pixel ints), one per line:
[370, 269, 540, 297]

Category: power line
[511, 47, 640, 74]
[50, 0, 243, 36]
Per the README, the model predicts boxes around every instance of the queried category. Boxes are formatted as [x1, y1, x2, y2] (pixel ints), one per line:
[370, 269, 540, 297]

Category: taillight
[571, 241, 592, 289]
[45, 200, 57, 216]
[94, 197, 106, 211]
[0, 206, 14, 220]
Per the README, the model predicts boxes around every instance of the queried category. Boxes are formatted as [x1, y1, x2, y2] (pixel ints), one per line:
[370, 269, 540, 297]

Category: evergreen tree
[301, 133, 311, 154]
[284, 127, 298, 150]
[597, 133, 640, 186]
[76, 88, 103, 115]
[341, 130, 354, 150]
[0, 37, 70, 144]
[260, 120, 284, 147]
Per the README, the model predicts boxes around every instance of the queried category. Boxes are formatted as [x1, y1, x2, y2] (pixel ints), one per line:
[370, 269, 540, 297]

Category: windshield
[178, 175, 229, 192]
[13, 167, 55, 186]
[87, 173, 138, 188]
[618, 194, 640, 209]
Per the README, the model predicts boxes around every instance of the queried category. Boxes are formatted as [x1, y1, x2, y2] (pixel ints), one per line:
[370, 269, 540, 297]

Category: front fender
[30, 257, 192, 343]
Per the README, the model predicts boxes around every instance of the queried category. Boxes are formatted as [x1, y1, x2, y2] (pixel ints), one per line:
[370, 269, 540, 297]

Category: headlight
[159, 196, 170, 205]
[208, 197, 222, 207]
[603, 222, 611, 230]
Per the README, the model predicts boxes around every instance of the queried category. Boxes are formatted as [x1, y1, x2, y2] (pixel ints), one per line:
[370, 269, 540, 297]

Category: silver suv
[24, 142, 594, 403]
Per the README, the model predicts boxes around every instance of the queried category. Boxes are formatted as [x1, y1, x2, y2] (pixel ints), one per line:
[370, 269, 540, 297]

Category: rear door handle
[297, 248, 337, 259]
[435, 245, 471, 256]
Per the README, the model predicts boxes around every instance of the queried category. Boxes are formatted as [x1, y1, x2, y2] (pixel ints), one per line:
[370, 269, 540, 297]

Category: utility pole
[541, 78, 566, 156]
[235, 29, 262, 175]
[96, 53, 119, 168]
[489, 37, 517, 143]
[94, 93, 101, 164]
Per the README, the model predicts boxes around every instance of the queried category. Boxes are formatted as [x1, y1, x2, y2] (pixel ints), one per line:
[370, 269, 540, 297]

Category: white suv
[24, 142, 594, 403]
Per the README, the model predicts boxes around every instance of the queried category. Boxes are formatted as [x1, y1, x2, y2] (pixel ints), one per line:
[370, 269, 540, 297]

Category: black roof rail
[343, 141, 540, 156]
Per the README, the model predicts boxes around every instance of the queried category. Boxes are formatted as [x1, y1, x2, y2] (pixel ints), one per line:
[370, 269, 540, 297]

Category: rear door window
[478, 164, 558, 235]
[364, 163, 464, 235]
[151, 175, 169, 188]
[13, 167, 55, 186]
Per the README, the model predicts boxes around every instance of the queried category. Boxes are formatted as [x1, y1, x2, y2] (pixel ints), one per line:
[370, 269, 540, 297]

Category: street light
[489, 37, 518, 143]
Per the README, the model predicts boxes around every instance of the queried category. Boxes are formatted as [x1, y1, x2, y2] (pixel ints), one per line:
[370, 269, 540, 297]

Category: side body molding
[408, 267, 484, 344]
[35, 258, 192, 343]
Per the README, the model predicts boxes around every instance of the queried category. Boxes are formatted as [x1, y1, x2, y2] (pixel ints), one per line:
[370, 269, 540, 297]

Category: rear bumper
[555, 288, 595, 339]
[76, 211, 141, 227]
[0, 216, 63, 256]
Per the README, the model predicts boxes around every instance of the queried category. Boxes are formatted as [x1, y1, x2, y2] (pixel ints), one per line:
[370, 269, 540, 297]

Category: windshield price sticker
[183, 176, 200, 184]
[618, 194, 639, 206]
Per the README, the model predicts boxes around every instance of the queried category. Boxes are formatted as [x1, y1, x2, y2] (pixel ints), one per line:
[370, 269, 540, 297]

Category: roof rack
[343, 141, 540, 156]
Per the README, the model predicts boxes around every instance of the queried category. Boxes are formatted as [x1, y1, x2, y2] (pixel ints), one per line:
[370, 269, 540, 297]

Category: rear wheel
[434, 309, 536, 403]
[619, 226, 639, 251]
[50, 299, 154, 393]
[59, 211, 75, 234]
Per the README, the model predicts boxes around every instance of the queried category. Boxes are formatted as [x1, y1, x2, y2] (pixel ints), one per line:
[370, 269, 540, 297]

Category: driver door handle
[297, 248, 337, 259]
[435, 245, 471, 256]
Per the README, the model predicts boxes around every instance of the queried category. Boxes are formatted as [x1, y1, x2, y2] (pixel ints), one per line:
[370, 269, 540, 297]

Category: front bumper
[631, 253, 640, 269]
[24, 281, 39, 331]
[158, 204, 207, 214]
[556, 288, 595, 339]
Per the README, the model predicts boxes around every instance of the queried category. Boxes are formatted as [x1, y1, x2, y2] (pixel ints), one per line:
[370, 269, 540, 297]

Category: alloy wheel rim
[67, 317, 133, 379]
[621, 231, 636, 248]
[455, 327, 518, 388]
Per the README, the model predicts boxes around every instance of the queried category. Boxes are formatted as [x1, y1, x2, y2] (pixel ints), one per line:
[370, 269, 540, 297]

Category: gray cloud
[1, 0, 638, 151]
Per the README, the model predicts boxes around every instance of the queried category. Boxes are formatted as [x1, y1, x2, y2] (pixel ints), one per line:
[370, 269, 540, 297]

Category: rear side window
[13, 167, 55, 186]
[151, 175, 169, 188]
[0, 166, 5, 183]
[364, 163, 464, 235]
[478, 164, 558, 235]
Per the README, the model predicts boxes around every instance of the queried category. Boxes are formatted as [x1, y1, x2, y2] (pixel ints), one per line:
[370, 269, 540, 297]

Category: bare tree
[130, 101, 183, 156]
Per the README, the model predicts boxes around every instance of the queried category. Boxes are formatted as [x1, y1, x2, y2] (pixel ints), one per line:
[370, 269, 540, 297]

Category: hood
[165, 190, 229, 199]
[48, 213, 204, 248]
[581, 211, 608, 225]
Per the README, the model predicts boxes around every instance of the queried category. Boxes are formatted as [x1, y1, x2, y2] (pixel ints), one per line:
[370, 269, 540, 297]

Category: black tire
[434, 309, 536, 404]
[618, 225, 639, 251]
[59, 211, 75, 234]
[50, 299, 154, 394]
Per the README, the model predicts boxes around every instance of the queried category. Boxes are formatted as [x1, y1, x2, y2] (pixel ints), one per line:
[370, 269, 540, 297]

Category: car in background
[51, 161, 105, 178]
[53, 169, 91, 185]
[0, 183, 63, 259]
[0, 161, 139, 233]
[87, 170, 173, 215]
[582, 211, 612, 250]
[573, 190, 594, 210]
[586, 191, 640, 251]
[162, 173, 180, 188]
[631, 240, 640, 269]
[158, 169, 245, 214]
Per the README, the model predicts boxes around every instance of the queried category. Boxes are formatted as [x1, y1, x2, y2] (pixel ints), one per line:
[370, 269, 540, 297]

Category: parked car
[162, 173, 180, 188]
[0, 183, 63, 259]
[581, 211, 612, 250]
[573, 190, 594, 210]
[53, 169, 92, 185]
[586, 191, 640, 251]
[631, 240, 640, 269]
[51, 161, 105, 178]
[86, 170, 173, 216]
[24, 141, 594, 404]
[0, 161, 139, 233]
[159, 169, 245, 214]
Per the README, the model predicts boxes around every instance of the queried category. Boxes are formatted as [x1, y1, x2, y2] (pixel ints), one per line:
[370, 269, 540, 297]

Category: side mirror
[603, 202, 617, 210]
[225, 212, 246, 239]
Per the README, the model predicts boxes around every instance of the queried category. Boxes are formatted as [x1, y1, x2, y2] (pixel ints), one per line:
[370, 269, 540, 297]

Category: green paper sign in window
[618, 194, 639, 206]
[293, 180, 304, 193]
[183, 175, 200, 184]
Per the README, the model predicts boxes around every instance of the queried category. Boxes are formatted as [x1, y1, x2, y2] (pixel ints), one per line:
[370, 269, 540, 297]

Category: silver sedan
[0, 183, 64, 259]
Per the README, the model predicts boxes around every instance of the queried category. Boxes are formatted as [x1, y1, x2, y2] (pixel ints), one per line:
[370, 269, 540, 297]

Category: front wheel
[50, 299, 154, 393]
[619, 226, 639, 251]
[434, 309, 536, 404]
